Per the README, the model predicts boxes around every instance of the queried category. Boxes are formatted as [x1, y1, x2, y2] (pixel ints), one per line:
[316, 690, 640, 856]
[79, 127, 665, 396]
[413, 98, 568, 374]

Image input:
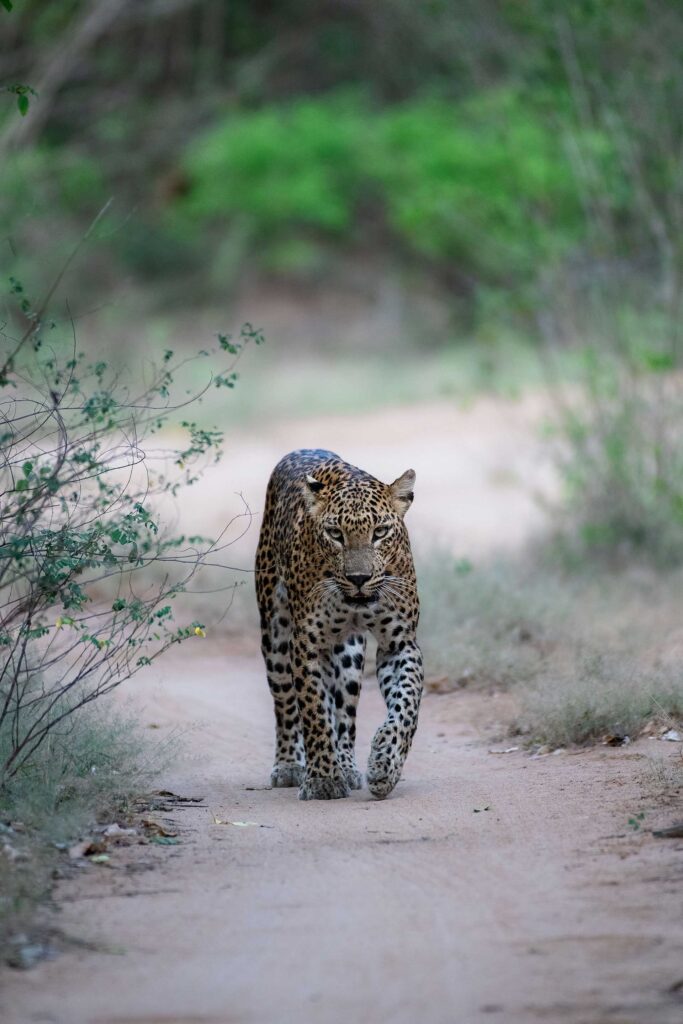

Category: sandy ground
[3, 398, 683, 1024]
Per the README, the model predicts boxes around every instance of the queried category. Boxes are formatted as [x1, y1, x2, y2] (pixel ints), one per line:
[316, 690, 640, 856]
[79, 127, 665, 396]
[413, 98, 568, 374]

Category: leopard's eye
[373, 525, 390, 541]
[325, 526, 344, 544]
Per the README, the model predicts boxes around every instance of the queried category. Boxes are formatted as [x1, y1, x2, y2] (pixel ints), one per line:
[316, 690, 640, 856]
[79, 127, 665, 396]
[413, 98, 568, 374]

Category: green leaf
[150, 836, 180, 846]
[17, 93, 29, 116]
[15, 478, 28, 492]
[640, 350, 675, 373]
[1, 1, 14, 12]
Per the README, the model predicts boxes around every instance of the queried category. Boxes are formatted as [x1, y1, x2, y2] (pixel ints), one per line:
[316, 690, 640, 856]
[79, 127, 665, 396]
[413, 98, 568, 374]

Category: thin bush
[0, 697, 160, 841]
[517, 652, 683, 748]
[0, 238, 262, 789]
[418, 549, 683, 745]
[545, 347, 683, 565]
[539, 13, 683, 565]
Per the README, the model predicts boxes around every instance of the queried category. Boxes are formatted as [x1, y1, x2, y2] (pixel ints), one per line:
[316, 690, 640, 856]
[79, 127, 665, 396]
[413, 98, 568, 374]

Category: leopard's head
[303, 468, 415, 605]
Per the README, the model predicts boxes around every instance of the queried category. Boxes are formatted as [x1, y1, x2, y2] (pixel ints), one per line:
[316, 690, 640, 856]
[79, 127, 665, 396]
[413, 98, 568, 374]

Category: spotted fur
[255, 449, 423, 800]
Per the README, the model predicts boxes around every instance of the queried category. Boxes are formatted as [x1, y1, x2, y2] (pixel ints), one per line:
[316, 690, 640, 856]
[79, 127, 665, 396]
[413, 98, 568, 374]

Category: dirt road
[3, 398, 683, 1024]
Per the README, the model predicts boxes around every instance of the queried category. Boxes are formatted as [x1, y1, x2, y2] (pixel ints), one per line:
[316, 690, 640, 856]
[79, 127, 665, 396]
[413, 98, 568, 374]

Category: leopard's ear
[389, 469, 415, 516]
[302, 473, 324, 511]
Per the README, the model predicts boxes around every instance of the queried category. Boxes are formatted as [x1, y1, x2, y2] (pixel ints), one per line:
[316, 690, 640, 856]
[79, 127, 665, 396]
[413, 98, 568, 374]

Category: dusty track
[3, 398, 683, 1024]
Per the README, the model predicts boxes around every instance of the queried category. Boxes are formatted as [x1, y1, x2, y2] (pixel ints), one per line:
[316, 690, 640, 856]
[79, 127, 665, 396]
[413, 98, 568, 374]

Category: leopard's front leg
[292, 631, 349, 800]
[367, 639, 423, 799]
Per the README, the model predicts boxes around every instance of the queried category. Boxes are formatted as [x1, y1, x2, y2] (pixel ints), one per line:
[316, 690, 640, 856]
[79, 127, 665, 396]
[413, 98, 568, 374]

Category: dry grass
[0, 699, 166, 966]
[517, 652, 683, 747]
[417, 549, 683, 746]
[643, 755, 683, 804]
[416, 550, 565, 690]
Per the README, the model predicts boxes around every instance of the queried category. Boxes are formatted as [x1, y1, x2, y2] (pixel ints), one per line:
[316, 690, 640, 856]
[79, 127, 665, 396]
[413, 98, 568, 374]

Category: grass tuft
[0, 699, 163, 965]
[416, 550, 561, 690]
[417, 548, 683, 746]
[517, 652, 683, 748]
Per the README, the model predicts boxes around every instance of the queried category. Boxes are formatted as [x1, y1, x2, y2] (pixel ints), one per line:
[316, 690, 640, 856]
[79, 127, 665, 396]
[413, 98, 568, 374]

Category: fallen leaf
[603, 733, 630, 747]
[488, 746, 519, 755]
[211, 815, 269, 828]
[142, 819, 177, 838]
[661, 729, 682, 742]
[90, 853, 111, 865]
[153, 790, 204, 803]
[68, 839, 102, 860]
[150, 836, 180, 846]
[102, 824, 137, 838]
[426, 671, 473, 694]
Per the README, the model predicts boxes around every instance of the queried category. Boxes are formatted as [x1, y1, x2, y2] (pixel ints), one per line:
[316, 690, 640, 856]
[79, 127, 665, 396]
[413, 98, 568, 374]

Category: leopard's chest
[310, 590, 403, 645]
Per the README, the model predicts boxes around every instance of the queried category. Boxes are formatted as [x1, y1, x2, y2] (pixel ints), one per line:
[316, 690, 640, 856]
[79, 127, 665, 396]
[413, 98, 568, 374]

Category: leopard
[255, 449, 423, 801]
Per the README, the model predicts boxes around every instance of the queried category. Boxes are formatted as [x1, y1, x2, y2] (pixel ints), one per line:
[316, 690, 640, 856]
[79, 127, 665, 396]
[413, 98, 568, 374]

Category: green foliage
[181, 89, 622, 286]
[0, 265, 262, 786]
[182, 95, 366, 236]
[0, 148, 105, 227]
[2, 0, 682, 328]
[371, 91, 593, 277]
[3, 84, 36, 116]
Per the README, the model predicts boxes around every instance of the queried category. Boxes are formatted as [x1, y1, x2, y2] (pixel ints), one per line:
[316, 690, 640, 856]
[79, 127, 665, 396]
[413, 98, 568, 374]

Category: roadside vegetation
[418, 551, 683, 748]
[0, 244, 261, 961]
[2, 3, 681, 339]
[0, 702, 158, 967]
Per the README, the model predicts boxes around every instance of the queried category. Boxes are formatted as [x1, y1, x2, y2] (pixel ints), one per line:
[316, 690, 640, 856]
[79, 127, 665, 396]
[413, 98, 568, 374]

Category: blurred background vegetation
[2, 0, 683, 561]
[2, 1, 681, 336]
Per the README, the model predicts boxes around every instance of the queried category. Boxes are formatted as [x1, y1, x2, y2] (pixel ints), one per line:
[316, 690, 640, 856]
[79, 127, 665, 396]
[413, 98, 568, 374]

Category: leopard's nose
[346, 572, 371, 590]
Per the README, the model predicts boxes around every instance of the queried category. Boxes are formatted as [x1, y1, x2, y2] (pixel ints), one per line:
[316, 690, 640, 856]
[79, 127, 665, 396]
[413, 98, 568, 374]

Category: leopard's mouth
[343, 591, 378, 607]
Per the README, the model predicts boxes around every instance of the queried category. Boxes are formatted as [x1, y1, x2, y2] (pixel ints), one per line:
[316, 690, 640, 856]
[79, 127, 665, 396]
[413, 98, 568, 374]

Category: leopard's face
[303, 469, 415, 607]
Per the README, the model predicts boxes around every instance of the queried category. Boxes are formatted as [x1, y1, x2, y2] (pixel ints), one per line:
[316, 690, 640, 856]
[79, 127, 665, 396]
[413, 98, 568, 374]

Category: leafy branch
[0, 257, 263, 784]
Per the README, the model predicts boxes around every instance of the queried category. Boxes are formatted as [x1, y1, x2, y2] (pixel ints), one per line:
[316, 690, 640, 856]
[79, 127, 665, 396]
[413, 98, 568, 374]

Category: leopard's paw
[366, 768, 400, 799]
[367, 728, 402, 799]
[298, 774, 349, 801]
[343, 766, 364, 790]
[270, 763, 305, 788]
